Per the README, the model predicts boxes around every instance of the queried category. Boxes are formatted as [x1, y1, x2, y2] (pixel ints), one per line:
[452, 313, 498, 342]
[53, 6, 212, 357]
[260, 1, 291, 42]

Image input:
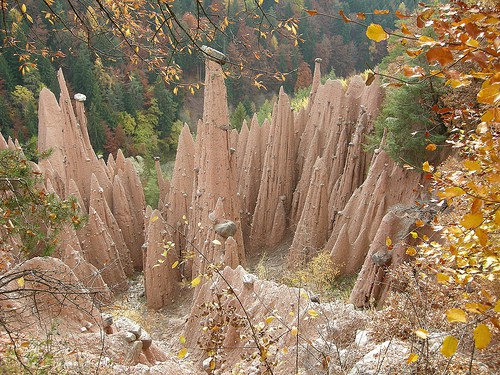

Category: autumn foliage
[355, 0, 499, 364]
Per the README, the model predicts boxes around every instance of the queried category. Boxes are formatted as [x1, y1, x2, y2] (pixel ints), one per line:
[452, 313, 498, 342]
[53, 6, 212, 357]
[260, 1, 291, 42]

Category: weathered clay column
[187, 59, 245, 277]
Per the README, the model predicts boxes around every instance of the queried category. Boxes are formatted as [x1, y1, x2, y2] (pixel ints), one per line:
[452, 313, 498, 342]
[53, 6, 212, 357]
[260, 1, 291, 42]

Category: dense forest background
[0, 0, 414, 161]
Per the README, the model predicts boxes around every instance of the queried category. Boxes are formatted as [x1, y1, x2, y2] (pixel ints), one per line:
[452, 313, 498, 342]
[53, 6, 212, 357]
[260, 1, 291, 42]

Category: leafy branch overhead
[1, 0, 304, 90]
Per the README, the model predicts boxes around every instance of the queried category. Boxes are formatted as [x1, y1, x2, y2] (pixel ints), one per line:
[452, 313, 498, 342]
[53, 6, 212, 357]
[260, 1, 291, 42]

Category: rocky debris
[184, 266, 370, 374]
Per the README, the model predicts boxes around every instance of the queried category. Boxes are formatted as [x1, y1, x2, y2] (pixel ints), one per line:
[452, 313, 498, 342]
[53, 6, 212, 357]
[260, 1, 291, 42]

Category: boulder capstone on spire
[184, 59, 245, 276]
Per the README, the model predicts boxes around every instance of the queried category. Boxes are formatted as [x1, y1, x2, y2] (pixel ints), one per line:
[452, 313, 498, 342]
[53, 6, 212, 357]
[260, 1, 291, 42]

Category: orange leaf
[366, 23, 388, 42]
[356, 13, 366, 20]
[426, 46, 454, 66]
[471, 198, 483, 214]
[395, 10, 410, 19]
[474, 228, 488, 246]
[426, 143, 437, 151]
[415, 219, 425, 228]
[404, 65, 426, 77]
[401, 23, 414, 36]
[339, 10, 351, 23]
[305, 9, 317, 16]
[374, 9, 390, 15]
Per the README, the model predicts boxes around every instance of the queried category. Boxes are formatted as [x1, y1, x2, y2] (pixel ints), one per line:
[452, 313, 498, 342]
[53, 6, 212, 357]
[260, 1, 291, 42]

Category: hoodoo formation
[1, 57, 425, 307]
[33, 69, 146, 294]
[0, 55, 430, 373]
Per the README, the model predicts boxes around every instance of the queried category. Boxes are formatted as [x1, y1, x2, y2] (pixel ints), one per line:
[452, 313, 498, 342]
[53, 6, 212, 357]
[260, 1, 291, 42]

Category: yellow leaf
[177, 347, 187, 359]
[282, 346, 288, 354]
[407, 353, 419, 363]
[441, 336, 458, 358]
[494, 300, 500, 313]
[291, 326, 298, 336]
[495, 210, 500, 226]
[406, 247, 417, 256]
[474, 228, 488, 246]
[17, 277, 25, 288]
[414, 329, 429, 339]
[171, 261, 179, 269]
[464, 160, 481, 171]
[465, 303, 490, 314]
[474, 324, 491, 349]
[21, 4, 27, 13]
[150, 216, 158, 222]
[366, 24, 388, 42]
[179, 335, 186, 344]
[422, 161, 433, 173]
[191, 276, 201, 287]
[307, 309, 319, 318]
[436, 273, 451, 284]
[477, 81, 500, 105]
[410, 231, 418, 239]
[173, 87, 178, 95]
[460, 213, 483, 229]
[446, 308, 467, 323]
[385, 236, 392, 247]
[438, 187, 465, 199]
[418, 35, 436, 46]
[265, 316, 275, 324]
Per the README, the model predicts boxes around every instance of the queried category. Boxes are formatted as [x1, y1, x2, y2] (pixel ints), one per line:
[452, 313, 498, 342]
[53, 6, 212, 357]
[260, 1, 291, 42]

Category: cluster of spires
[0, 58, 422, 309]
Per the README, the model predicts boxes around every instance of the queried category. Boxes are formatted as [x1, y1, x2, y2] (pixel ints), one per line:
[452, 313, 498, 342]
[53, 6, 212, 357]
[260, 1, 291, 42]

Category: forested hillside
[0, 0, 413, 160]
